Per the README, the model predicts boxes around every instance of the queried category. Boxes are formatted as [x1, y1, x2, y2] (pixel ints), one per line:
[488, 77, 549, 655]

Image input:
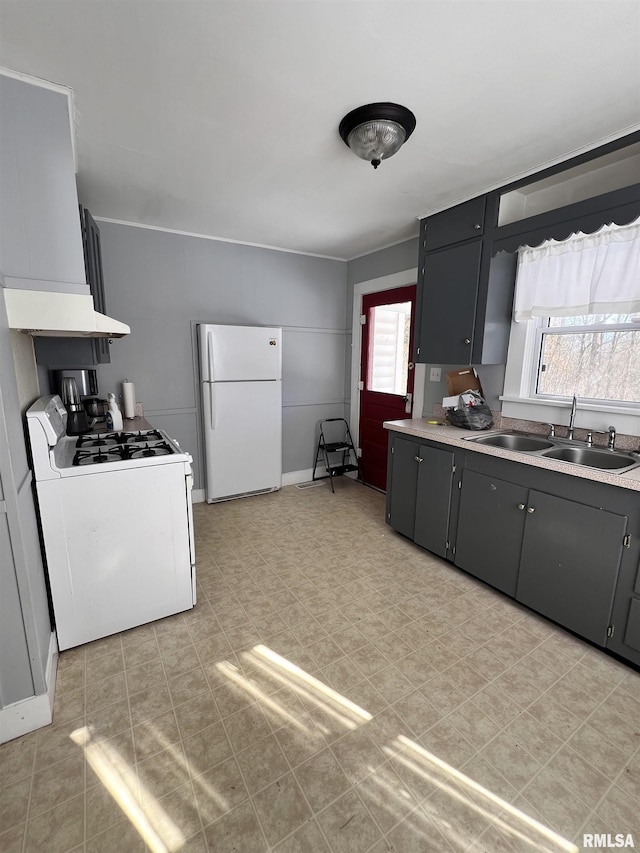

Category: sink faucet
[567, 395, 578, 440]
[608, 425, 616, 450]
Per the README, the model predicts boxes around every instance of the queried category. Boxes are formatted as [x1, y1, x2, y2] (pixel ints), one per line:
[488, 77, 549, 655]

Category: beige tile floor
[2, 478, 640, 853]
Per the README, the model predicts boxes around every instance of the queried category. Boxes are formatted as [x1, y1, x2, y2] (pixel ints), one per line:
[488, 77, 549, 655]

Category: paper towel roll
[122, 379, 136, 420]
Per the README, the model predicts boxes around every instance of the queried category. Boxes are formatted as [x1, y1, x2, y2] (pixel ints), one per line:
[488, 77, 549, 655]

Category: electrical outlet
[429, 367, 442, 382]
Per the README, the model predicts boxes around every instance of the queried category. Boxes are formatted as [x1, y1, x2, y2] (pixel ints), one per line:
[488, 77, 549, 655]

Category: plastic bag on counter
[445, 390, 494, 431]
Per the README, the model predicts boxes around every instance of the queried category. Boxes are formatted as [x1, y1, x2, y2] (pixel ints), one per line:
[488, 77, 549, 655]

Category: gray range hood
[4, 288, 130, 338]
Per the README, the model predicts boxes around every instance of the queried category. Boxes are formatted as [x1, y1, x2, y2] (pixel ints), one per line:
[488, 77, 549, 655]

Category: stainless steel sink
[466, 430, 640, 474]
[470, 433, 555, 451]
[541, 446, 640, 471]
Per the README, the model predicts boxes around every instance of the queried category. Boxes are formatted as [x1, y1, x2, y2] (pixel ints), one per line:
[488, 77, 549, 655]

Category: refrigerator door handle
[209, 382, 216, 429]
[207, 330, 215, 382]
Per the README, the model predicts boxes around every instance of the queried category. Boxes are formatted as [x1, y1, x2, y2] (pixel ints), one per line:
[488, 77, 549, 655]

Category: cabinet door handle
[517, 503, 525, 510]
[527, 507, 536, 513]
[464, 338, 471, 345]
[415, 456, 423, 463]
[474, 223, 482, 230]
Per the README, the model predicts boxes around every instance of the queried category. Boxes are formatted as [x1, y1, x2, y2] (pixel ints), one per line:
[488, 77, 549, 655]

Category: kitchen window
[532, 313, 640, 405]
[501, 216, 640, 435]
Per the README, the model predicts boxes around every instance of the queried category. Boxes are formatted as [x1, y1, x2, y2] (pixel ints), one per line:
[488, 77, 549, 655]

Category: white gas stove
[27, 395, 192, 478]
[27, 395, 196, 650]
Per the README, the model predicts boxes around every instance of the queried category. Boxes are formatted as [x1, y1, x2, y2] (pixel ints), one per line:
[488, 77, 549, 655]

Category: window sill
[500, 395, 640, 438]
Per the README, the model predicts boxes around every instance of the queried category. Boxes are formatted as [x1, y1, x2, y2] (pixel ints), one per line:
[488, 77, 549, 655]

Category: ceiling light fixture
[339, 102, 416, 169]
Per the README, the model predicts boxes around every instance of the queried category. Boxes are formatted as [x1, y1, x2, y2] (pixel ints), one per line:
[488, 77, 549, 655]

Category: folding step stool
[312, 418, 360, 492]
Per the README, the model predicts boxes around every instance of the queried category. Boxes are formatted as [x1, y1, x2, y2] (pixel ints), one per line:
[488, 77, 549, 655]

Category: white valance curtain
[513, 215, 640, 322]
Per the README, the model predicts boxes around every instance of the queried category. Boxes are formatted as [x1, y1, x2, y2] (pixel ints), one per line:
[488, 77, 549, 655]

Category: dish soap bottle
[106, 393, 123, 431]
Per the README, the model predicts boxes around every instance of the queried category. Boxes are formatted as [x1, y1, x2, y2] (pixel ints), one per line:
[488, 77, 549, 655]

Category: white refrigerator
[198, 324, 282, 502]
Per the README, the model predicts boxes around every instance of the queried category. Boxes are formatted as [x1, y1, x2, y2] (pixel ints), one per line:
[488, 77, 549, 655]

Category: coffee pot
[60, 377, 89, 435]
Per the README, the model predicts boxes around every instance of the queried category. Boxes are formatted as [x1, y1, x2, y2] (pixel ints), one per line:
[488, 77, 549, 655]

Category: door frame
[349, 268, 424, 457]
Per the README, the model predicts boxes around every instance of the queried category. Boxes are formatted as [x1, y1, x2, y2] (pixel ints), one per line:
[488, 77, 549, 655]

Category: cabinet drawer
[425, 197, 486, 250]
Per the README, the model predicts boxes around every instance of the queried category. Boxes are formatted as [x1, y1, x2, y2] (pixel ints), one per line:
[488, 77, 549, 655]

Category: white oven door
[36, 462, 194, 650]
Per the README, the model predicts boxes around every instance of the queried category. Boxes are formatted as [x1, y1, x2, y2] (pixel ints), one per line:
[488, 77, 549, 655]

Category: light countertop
[122, 416, 153, 432]
[90, 415, 153, 433]
[384, 418, 640, 493]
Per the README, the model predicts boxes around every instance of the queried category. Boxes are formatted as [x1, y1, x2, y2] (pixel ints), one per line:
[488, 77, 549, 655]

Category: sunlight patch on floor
[70, 726, 185, 853]
[215, 658, 308, 731]
[244, 644, 373, 732]
[389, 735, 579, 852]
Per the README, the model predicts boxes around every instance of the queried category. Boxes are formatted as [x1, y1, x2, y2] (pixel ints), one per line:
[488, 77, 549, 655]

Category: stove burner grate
[73, 448, 124, 466]
[121, 430, 164, 444]
[72, 434, 176, 466]
[130, 442, 172, 458]
[76, 433, 119, 449]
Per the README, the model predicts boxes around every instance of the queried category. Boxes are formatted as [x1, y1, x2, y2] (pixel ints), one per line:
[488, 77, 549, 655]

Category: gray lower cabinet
[386, 432, 639, 663]
[387, 436, 420, 539]
[455, 472, 627, 643]
[623, 598, 640, 651]
[386, 436, 455, 558]
[454, 470, 527, 596]
[516, 491, 627, 646]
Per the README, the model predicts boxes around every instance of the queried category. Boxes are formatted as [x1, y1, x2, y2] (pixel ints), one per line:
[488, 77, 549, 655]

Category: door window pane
[368, 302, 412, 394]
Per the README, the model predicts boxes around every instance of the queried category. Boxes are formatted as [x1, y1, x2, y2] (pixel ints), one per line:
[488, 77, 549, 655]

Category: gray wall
[346, 238, 419, 326]
[94, 222, 348, 489]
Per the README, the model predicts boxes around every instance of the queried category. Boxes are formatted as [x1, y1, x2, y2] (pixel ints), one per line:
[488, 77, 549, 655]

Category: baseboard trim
[282, 469, 316, 486]
[194, 469, 348, 498]
[0, 631, 58, 744]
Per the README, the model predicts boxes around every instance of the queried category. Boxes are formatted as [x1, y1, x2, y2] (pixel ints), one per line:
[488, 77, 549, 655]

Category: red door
[359, 285, 416, 491]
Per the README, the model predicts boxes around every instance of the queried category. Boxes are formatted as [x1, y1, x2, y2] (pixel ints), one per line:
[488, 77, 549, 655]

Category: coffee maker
[59, 377, 90, 435]
[51, 369, 98, 399]
[52, 370, 97, 435]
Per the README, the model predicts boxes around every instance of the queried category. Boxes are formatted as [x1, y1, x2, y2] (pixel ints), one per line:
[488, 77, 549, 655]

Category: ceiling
[1, 1, 639, 260]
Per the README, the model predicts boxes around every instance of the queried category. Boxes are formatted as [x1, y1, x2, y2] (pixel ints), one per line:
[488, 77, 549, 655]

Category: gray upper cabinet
[415, 132, 640, 367]
[34, 208, 111, 367]
[0, 74, 87, 291]
[415, 195, 515, 365]
[424, 197, 486, 251]
[416, 240, 482, 364]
